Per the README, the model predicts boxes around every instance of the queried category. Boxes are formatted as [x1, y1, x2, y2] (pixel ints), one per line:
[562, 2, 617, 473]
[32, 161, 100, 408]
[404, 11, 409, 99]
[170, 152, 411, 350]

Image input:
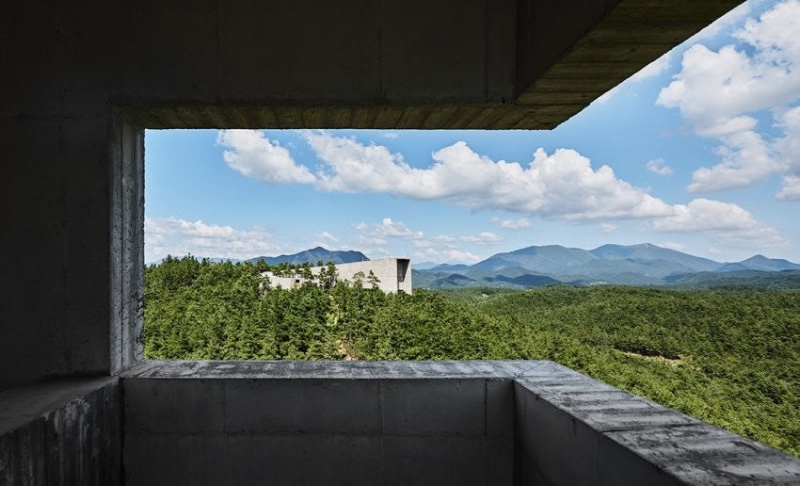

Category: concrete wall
[336, 259, 412, 293]
[3, 361, 798, 484]
[119, 360, 800, 486]
[265, 258, 412, 294]
[514, 362, 800, 486]
[122, 361, 517, 486]
[0, 377, 120, 485]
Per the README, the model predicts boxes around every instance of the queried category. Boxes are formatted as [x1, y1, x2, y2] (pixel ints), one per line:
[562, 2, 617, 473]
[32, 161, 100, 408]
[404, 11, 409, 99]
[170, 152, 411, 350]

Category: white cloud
[652, 198, 786, 248]
[601, 223, 617, 234]
[353, 218, 424, 254]
[646, 158, 673, 176]
[775, 104, 800, 199]
[492, 217, 532, 230]
[657, 0, 800, 195]
[777, 175, 800, 200]
[305, 131, 673, 222]
[373, 217, 423, 239]
[460, 232, 503, 244]
[316, 231, 338, 243]
[687, 129, 779, 192]
[687, 1, 753, 43]
[218, 129, 316, 184]
[413, 248, 482, 265]
[145, 216, 280, 262]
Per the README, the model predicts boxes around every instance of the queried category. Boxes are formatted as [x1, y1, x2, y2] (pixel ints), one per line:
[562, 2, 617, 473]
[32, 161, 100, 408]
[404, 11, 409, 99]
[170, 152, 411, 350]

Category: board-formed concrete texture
[0, 377, 121, 485]
[117, 361, 799, 485]
[2, 361, 799, 484]
[6, 0, 800, 484]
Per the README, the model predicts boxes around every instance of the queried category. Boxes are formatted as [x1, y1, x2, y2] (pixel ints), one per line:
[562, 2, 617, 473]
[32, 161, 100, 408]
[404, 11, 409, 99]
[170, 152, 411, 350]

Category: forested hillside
[144, 256, 800, 457]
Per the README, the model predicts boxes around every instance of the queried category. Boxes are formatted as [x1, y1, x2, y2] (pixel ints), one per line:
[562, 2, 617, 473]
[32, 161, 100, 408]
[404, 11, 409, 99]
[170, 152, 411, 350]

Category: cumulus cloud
[657, 0, 800, 196]
[305, 131, 673, 222]
[777, 176, 800, 200]
[688, 1, 753, 42]
[145, 216, 280, 262]
[687, 130, 779, 192]
[217, 130, 785, 250]
[651, 198, 786, 248]
[601, 223, 617, 234]
[218, 129, 316, 184]
[492, 217, 532, 230]
[646, 158, 673, 176]
[775, 105, 800, 200]
[369, 218, 423, 239]
[353, 218, 424, 254]
[460, 232, 503, 244]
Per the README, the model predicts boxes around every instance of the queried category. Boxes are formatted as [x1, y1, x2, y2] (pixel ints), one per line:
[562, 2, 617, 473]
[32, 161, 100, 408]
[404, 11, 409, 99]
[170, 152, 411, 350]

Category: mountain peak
[248, 247, 368, 266]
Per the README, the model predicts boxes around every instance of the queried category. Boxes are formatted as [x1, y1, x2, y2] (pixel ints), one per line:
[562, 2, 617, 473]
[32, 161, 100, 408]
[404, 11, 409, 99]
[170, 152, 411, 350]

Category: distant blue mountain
[248, 247, 368, 266]
[472, 245, 596, 274]
[414, 243, 800, 289]
[413, 261, 440, 270]
[714, 254, 800, 273]
[589, 243, 720, 272]
[429, 263, 471, 273]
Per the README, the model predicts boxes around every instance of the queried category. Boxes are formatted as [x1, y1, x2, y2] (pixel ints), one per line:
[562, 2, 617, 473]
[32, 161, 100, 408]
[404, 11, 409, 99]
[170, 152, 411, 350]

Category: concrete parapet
[514, 362, 800, 485]
[2, 361, 798, 485]
[0, 377, 120, 485]
[122, 361, 518, 486]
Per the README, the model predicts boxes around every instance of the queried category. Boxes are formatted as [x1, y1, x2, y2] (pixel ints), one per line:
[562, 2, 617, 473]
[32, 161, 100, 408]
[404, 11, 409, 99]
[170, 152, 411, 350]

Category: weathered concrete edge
[0, 377, 121, 485]
[514, 365, 800, 485]
[0, 376, 118, 436]
[122, 359, 550, 380]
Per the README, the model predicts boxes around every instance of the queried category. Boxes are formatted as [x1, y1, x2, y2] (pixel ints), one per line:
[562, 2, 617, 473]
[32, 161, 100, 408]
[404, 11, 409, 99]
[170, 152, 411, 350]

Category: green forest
[144, 256, 800, 457]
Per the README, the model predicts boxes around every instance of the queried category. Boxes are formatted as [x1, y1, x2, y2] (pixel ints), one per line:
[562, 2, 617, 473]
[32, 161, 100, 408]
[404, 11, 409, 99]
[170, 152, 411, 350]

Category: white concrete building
[262, 258, 412, 294]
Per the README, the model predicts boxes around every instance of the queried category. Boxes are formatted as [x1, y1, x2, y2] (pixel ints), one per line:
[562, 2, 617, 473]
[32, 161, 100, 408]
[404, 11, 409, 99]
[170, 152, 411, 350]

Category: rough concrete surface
[0, 377, 120, 485]
[116, 361, 800, 486]
[514, 362, 800, 485]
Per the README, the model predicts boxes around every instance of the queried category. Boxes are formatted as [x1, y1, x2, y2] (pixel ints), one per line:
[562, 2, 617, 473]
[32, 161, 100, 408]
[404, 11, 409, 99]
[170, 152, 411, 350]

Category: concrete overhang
[122, 0, 744, 130]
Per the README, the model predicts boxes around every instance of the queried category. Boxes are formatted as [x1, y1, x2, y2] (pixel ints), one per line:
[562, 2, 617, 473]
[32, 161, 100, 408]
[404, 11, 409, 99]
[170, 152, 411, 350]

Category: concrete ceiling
[123, 0, 745, 130]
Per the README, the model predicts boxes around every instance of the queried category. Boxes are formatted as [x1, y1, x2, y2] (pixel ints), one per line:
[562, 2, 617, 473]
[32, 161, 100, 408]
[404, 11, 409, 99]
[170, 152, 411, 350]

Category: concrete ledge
[514, 363, 800, 485]
[122, 360, 800, 485]
[123, 359, 545, 379]
[0, 377, 120, 485]
[122, 361, 524, 486]
[5, 362, 798, 485]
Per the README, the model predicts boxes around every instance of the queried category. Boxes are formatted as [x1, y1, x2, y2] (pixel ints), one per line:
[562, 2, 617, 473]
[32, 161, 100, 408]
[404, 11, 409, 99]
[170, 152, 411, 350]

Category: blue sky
[146, 0, 800, 265]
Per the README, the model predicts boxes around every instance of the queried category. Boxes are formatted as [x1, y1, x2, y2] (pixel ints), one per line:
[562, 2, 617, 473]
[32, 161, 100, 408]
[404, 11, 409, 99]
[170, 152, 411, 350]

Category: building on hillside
[262, 258, 412, 294]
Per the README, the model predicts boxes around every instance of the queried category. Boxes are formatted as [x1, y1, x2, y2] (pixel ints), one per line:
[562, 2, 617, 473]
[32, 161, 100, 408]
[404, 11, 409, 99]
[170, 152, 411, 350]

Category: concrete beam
[515, 0, 745, 126]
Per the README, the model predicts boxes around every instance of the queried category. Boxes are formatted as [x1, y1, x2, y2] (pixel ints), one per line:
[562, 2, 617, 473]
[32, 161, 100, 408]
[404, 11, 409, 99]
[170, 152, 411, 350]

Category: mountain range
[412, 243, 800, 289]
[248, 247, 368, 266]
[162, 244, 800, 290]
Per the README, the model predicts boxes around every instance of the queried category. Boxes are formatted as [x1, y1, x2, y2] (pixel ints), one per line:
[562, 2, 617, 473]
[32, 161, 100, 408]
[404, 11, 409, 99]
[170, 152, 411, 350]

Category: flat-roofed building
[263, 258, 412, 294]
